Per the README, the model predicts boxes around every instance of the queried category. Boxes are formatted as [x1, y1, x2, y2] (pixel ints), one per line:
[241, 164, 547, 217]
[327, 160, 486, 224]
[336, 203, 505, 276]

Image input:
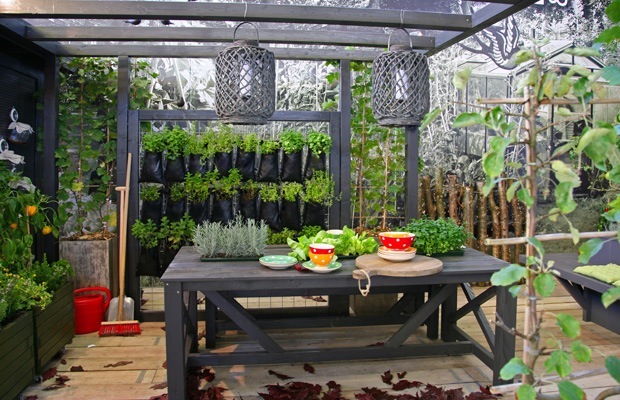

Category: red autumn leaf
[56, 375, 70, 384]
[381, 370, 393, 384]
[162, 360, 167, 368]
[148, 395, 168, 400]
[197, 367, 215, 383]
[161, 326, 166, 331]
[25, 396, 38, 400]
[397, 371, 407, 379]
[260, 381, 322, 400]
[392, 380, 422, 391]
[41, 367, 57, 381]
[70, 365, 84, 372]
[323, 381, 345, 400]
[104, 360, 133, 368]
[303, 363, 315, 374]
[151, 382, 168, 390]
[356, 387, 393, 400]
[60, 358, 67, 365]
[197, 330, 206, 341]
[268, 369, 293, 380]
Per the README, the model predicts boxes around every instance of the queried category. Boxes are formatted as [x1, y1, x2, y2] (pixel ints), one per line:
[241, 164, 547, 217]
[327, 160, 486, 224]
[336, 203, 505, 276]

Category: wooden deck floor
[22, 285, 620, 400]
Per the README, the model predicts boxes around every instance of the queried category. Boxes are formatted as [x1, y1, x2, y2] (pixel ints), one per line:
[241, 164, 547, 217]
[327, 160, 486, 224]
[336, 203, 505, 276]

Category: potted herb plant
[193, 215, 268, 259]
[187, 132, 212, 175]
[131, 218, 161, 277]
[280, 129, 305, 182]
[163, 126, 189, 183]
[305, 130, 332, 180]
[140, 183, 163, 224]
[280, 182, 303, 231]
[259, 183, 281, 232]
[140, 131, 167, 184]
[210, 124, 236, 176]
[400, 217, 469, 256]
[184, 171, 214, 225]
[257, 139, 281, 183]
[159, 214, 196, 272]
[239, 180, 259, 220]
[166, 182, 186, 222]
[211, 168, 242, 224]
[235, 131, 260, 181]
[302, 170, 334, 229]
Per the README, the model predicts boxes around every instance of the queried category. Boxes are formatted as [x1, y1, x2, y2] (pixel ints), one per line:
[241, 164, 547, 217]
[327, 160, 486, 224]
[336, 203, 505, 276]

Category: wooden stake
[475, 181, 488, 254]
[447, 174, 460, 225]
[434, 168, 445, 219]
[462, 185, 475, 248]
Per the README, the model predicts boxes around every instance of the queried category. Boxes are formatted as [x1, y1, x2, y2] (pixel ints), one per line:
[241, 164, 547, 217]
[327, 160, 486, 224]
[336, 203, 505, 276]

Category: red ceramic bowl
[378, 232, 415, 251]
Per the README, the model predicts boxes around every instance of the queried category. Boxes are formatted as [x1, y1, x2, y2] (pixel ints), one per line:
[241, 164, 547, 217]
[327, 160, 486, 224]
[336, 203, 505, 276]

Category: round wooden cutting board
[353, 253, 442, 279]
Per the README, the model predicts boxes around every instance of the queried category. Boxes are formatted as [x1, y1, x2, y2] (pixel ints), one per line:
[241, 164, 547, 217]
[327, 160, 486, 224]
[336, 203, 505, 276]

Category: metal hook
[387, 28, 413, 50]
[399, 9, 405, 29]
[243, 2, 248, 21]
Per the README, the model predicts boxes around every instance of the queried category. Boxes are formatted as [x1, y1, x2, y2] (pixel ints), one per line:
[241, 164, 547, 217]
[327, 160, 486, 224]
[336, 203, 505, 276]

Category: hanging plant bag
[239, 192, 258, 220]
[304, 150, 327, 180]
[211, 196, 234, 224]
[140, 151, 165, 184]
[303, 201, 327, 229]
[141, 195, 163, 224]
[188, 154, 210, 175]
[259, 199, 281, 232]
[137, 246, 162, 278]
[164, 156, 186, 183]
[280, 198, 301, 231]
[188, 200, 209, 225]
[165, 196, 186, 222]
[160, 245, 180, 274]
[235, 150, 257, 181]
[257, 153, 279, 183]
[214, 151, 233, 176]
[281, 151, 303, 182]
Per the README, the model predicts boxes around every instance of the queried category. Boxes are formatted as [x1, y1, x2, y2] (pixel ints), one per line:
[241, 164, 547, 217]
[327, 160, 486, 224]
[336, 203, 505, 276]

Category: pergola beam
[25, 26, 435, 50]
[0, 1, 472, 31]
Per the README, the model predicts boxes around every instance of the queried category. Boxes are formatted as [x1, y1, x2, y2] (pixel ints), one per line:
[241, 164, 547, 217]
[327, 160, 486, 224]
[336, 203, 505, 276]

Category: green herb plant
[260, 139, 281, 154]
[267, 227, 299, 245]
[236, 132, 260, 153]
[281, 182, 303, 202]
[240, 180, 259, 200]
[141, 131, 167, 153]
[24, 256, 75, 294]
[0, 268, 51, 325]
[452, 38, 620, 399]
[140, 183, 162, 202]
[302, 170, 335, 206]
[164, 126, 189, 159]
[193, 215, 268, 258]
[287, 226, 377, 261]
[259, 183, 280, 202]
[306, 131, 332, 155]
[169, 183, 186, 202]
[183, 172, 212, 204]
[160, 214, 196, 250]
[131, 219, 160, 249]
[211, 169, 242, 199]
[280, 129, 305, 154]
[187, 133, 209, 159]
[400, 217, 469, 256]
[210, 124, 236, 154]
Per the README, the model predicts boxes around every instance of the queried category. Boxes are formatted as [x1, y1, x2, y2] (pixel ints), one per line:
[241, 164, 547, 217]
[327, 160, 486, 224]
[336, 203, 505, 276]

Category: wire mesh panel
[215, 38, 276, 125]
[372, 45, 430, 126]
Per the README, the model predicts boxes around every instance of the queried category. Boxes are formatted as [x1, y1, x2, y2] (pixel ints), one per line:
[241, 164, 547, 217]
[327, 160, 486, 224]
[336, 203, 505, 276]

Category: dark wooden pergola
[0, 0, 538, 319]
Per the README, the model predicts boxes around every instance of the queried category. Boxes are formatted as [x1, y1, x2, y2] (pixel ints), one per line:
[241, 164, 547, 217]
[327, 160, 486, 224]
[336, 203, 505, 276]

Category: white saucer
[259, 255, 297, 270]
[378, 246, 416, 254]
[377, 251, 416, 262]
[301, 260, 342, 273]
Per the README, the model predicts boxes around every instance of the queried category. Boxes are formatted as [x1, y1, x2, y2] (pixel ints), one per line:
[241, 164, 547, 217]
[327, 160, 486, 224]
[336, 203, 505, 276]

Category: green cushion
[574, 264, 620, 285]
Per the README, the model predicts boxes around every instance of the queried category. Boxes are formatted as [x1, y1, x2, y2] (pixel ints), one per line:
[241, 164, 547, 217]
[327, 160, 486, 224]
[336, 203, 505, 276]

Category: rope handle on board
[356, 269, 371, 297]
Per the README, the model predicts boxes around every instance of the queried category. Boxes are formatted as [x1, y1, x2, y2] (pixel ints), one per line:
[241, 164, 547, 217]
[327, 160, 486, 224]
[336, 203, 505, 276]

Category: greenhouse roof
[1, 0, 539, 61]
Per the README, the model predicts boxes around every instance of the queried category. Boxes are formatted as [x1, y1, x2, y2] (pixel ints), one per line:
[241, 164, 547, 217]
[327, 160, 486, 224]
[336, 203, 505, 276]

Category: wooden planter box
[33, 281, 75, 373]
[0, 311, 36, 400]
[60, 237, 118, 295]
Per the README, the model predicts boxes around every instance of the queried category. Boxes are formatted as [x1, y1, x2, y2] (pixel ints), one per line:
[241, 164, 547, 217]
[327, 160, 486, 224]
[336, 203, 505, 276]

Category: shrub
[400, 217, 469, 256]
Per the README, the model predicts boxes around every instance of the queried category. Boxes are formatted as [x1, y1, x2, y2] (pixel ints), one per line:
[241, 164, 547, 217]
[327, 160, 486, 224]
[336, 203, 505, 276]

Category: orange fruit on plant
[42, 226, 52, 235]
[26, 205, 38, 216]
[10, 222, 18, 229]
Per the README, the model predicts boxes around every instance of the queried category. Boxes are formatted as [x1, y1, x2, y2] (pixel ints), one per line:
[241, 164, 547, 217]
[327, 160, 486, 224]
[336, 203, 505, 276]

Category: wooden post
[434, 168, 445, 219]
[462, 186, 475, 248]
[510, 179, 524, 263]
[476, 181, 488, 254]
[488, 189, 501, 259]
[421, 175, 435, 219]
[497, 178, 510, 261]
[447, 174, 460, 225]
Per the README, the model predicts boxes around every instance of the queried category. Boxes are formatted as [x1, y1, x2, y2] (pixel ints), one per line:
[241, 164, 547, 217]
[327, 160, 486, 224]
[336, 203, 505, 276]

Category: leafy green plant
[210, 124, 236, 153]
[280, 129, 305, 154]
[400, 217, 469, 256]
[211, 169, 242, 199]
[0, 267, 51, 325]
[240, 180, 259, 200]
[140, 183, 162, 202]
[287, 226, 377, 261]
[299, 225, 322, 238]
[22, 256, 74, 294]
[453, 40, 620, 399]
[160, 214, 196, 250]
[267, 228, 299, 245]
[303, 170, 335, 206]
[236, 132, 260, 153]
[164, 126, 189, 159]
[169, 183, 186, 202]
[193, 215, 268, 258]
[594, 0, 620, 85]
[142, 131, 167, 153]
[183, 172, 211, 203]
[281, 182, 303, 202]
[187, 133, 209, 159]
[259, 183, 280, 202]
[306, 131, 332, 155]
[260, 139, 281, 154]
[131, 219, 160, 249]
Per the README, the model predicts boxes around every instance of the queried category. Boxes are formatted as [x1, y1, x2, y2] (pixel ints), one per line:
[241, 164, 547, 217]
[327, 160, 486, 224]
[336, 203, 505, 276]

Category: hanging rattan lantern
[215, 22, 275, 125]
[372, 29, 430, 126]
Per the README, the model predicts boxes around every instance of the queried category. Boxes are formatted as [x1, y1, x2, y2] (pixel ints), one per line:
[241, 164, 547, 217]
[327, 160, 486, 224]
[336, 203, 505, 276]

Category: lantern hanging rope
[215, 21, 276, 125]
[372, 28, 430, 127]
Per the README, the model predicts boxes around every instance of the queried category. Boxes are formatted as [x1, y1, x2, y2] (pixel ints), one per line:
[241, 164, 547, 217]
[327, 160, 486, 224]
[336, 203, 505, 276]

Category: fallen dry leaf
[41, 367, 57, 381]
[69, 365, 84, 372]
[381, 370, 393, 384]
[56, 375, 70, 385]
[151, 382, 168, 390]
[268, 369, 293, 380]
[104, 361, 133, 368]
[42, 384, 66, 391]
[303, 363, 315, 374]
[60, 358, 67, 365]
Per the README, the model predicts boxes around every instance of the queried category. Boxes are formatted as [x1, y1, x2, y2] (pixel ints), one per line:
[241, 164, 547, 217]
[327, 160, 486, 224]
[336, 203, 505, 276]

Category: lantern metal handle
[10, 107, 18, 122]
[233, 21, 261, 45]
[0, 139, 8, 153]
[387, 28, 413, 50]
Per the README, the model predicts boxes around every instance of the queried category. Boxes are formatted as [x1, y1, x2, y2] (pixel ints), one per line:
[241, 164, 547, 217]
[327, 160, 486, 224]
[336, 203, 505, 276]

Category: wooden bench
[547, 246, 620, 335]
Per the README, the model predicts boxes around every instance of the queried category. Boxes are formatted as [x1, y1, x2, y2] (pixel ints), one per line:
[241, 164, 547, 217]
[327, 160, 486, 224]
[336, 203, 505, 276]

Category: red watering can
[74, 287, 112, 334]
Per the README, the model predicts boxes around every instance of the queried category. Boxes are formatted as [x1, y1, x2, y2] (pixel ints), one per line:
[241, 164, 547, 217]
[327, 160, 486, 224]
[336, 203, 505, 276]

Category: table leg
[188, 291, 198, 352]
[493, 284, 517, 385]
[205, 298, 217, 348]
[426, 285, 439, 340]
[441, 284, 458, 342]
[164, 282, 187, 400]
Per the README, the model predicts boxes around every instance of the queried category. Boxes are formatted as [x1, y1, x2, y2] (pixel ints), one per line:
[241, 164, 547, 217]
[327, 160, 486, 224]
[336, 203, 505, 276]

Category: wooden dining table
[161, 245, 516, 400]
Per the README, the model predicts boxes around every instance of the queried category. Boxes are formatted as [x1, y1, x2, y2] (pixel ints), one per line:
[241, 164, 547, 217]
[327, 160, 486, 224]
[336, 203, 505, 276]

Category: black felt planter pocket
[137, 246, 161, 278]
[164, 156, 186, 183]
[235, 150, 256, 181]
[165, 196, 186, 222]
[140, 151, 165, 184]
[211, 196, 234, 224]
[160, 245, 180, 275]
[281, 151, 303, 182]
[304, 150, 327, 180]
[257, 153, 279, 183]
[239, 193, 258, 220]
[188, 154, 210, 175]
[141, 195, 163, 224]
[259, 200, 281, 232]
[280, 199, 301, 231]
[214, 151, 233, 176]
[188, 200, 209, 225]
[303, 201, 327, 229]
